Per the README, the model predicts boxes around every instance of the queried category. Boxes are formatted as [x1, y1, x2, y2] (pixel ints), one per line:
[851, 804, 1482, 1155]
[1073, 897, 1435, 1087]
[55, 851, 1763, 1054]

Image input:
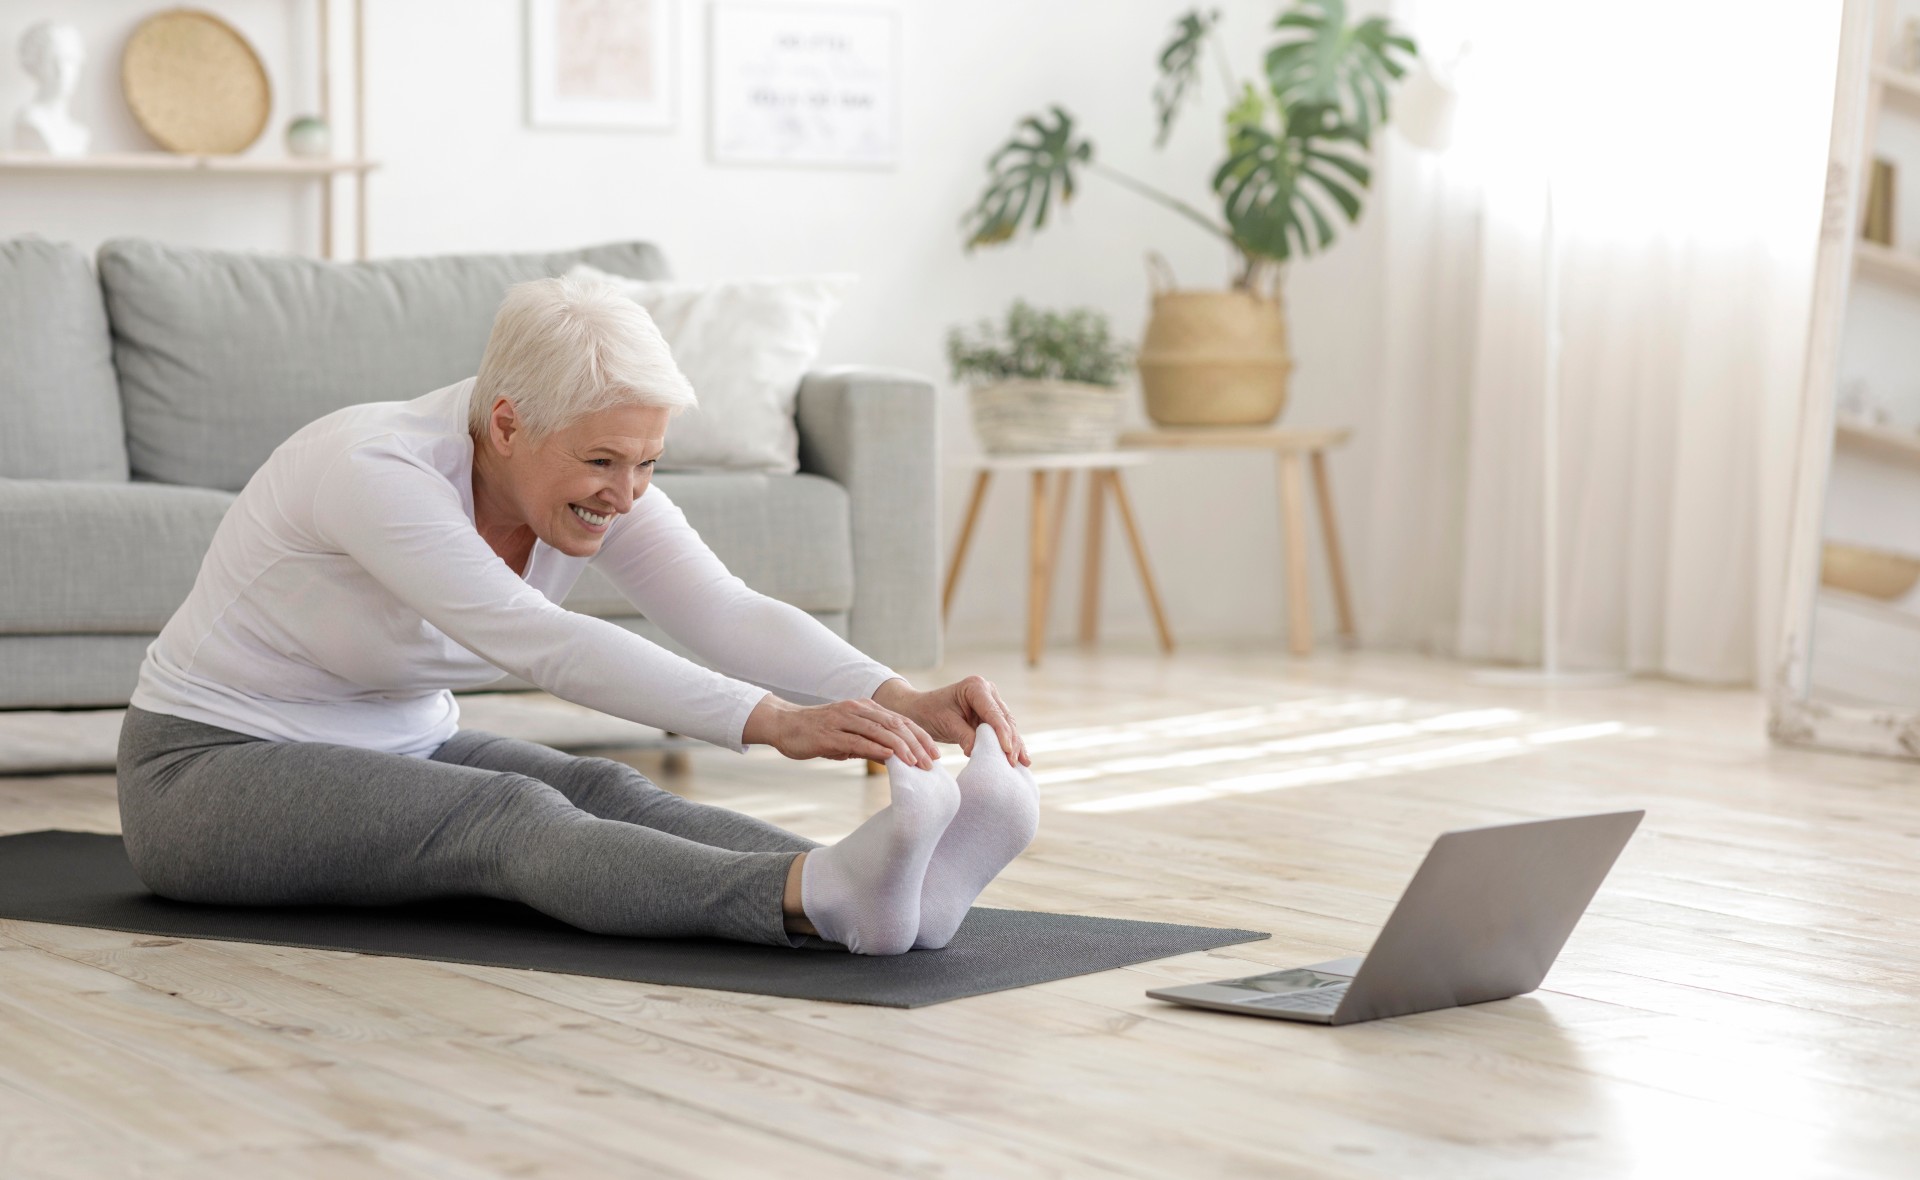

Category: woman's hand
[742, 694, 940, 768]
[872, 676, 1029, 767]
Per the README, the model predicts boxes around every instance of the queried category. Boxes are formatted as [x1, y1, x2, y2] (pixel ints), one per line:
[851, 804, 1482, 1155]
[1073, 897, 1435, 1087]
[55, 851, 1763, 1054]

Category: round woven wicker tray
[122, 9, 271, 154]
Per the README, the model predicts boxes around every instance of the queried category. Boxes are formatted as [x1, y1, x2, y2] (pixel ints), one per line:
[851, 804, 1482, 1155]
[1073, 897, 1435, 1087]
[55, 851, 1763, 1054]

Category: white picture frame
[1767, 0, 1920, 758]
[708, 2, 900, 168]
[526, 0, 677, 130]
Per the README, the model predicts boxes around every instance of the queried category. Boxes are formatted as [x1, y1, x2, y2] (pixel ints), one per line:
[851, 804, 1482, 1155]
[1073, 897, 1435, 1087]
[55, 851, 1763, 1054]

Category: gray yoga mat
[0, 831, 1269, 1007]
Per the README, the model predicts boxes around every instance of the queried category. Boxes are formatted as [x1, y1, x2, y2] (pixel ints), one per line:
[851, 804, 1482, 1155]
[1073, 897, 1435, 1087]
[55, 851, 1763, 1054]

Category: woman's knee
[564, 755, 670, 808]
[597, 754, 665, 788]
[455, 771, 586, 848]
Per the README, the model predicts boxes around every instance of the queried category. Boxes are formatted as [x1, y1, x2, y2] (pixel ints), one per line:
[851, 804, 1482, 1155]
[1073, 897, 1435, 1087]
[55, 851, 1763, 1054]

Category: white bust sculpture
[13, 21, 89, 156]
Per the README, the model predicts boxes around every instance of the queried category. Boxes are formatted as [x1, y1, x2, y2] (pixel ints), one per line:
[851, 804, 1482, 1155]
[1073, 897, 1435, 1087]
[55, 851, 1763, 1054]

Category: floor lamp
[1396, 55, 1624, 688]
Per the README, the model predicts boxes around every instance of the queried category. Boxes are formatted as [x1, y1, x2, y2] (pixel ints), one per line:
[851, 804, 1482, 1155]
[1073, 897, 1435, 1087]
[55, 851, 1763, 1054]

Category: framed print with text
[709, 3, 899, 167]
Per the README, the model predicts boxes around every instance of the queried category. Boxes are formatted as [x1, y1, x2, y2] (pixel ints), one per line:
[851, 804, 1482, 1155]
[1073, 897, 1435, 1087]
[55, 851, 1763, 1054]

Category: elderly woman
[117, 276, 1037, 957]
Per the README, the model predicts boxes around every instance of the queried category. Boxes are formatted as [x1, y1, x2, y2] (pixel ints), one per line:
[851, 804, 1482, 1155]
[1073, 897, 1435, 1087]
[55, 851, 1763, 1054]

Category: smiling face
[472, 396, 670, 560]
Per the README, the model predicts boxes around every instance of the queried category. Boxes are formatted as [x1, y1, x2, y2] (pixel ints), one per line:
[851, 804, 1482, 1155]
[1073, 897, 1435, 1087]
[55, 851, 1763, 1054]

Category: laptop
[1145, 810, 1644, 1025]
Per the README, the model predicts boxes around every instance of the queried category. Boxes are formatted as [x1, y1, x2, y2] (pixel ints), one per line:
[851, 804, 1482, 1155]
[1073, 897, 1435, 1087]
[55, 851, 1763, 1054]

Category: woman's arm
[589, 484, 902, 705]
[595, 486, 1028, 764]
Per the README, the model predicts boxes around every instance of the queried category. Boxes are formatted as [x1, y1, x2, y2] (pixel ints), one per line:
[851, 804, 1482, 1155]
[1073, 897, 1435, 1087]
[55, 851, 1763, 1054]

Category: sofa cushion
[0, 238, 130, 482]
[563, 473, 855, 617]
[0, 479, 235, 633]
[99, 238, 672, 491]
[0, 474, 848, 637]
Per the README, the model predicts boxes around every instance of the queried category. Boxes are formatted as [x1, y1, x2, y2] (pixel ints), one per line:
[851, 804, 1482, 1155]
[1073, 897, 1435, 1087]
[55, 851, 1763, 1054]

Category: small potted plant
[947, 300, 1131, 454]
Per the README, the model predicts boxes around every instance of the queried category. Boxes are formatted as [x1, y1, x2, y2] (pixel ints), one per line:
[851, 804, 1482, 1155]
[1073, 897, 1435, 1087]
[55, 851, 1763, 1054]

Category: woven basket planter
[1137, 286, 1294, 427]
[968, 380, 1124, 455]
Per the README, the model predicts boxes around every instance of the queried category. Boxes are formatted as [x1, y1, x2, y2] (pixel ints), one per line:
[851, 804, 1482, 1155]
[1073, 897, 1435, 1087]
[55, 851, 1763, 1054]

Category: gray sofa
[0, 235, 940, 710]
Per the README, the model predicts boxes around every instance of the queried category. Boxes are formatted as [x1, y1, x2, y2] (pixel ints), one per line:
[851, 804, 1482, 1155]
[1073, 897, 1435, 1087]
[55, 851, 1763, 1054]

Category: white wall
[1, 0, 1387, 654]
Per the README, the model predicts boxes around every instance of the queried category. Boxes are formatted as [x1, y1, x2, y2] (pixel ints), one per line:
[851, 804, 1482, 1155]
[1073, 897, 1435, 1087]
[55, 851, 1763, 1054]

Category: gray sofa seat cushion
[0, 237, 130, 482]
[563, 473, 855, 617]
[0, 474, 847, 637]
[100, 238, 671, 491]
[0, 479, 235, 633]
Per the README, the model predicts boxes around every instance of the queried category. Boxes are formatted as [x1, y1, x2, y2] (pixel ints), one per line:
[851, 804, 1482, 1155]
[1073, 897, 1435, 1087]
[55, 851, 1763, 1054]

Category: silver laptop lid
[1332, 810, 1644, 1024]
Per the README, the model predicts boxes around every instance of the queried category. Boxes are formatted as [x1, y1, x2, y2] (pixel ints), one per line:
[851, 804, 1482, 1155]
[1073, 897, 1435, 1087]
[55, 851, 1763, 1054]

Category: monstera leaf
[962, 2, 1415, 280]
[1265, 0, 1415, 146]
[1154, 8, 1222, 146]
[1212, 86, 1370, 261]
[963, 106, 1093, 250]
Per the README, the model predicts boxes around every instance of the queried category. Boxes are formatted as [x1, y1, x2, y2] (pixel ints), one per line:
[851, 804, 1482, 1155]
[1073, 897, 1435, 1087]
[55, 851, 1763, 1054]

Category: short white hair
[471, 274, 696, 440]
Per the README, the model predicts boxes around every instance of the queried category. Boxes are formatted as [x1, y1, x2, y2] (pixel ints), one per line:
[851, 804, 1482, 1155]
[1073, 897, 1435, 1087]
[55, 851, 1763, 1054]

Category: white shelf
[0, 152, 377, 176]
[1853, 239, 1920, 294]
[1812, 588, 1920, 710]
[1875, 65, 1920, 115]
[1836, 419, 1920, 466]
[1821, 584, 1920, 631]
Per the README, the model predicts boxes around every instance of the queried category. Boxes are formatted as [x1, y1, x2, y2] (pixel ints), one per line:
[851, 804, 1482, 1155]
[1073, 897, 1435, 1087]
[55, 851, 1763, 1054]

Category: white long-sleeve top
[131, 378, 897, 757]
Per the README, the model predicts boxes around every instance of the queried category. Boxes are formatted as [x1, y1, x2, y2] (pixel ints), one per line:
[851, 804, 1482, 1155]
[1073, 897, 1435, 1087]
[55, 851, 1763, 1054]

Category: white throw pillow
[566, 263, 855, 473]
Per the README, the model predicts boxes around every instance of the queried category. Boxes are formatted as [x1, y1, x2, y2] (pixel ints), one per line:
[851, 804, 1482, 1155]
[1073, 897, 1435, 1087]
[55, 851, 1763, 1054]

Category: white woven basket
[968, 380, 1124, 454]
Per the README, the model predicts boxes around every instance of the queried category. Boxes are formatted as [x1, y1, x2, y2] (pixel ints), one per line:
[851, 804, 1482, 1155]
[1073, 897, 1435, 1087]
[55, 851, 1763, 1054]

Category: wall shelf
[1853, 239, 1920, 293]
[1836, 418, 1920, 466]
[1874, 65, 1920, 114]
[1, 0, 370, 259]
[0, 152, 377, 176]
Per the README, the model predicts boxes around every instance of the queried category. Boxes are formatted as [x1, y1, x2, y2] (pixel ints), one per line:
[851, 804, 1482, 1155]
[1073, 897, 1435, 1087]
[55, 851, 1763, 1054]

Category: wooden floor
[4, 646, 1919, 1178]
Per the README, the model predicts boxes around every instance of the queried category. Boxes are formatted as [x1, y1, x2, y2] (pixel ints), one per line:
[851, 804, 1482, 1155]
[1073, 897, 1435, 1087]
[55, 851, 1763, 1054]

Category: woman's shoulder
[303, 379, 471, 446]
[274, 379, 474, 473]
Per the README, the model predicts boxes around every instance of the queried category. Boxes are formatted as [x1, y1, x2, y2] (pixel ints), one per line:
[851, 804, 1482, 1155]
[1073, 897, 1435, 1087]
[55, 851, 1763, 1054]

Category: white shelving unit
[1839, 2, 1920, 476]
[0, 0, 374, 259]
[1819, 0, 1920, 707]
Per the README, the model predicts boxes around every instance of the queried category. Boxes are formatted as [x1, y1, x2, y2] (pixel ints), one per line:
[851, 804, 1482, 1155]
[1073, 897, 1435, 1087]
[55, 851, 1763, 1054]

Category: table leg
[942, 469, 993, 621]
[1036, 471, 1074, 649]
[1107, 470, 1175, 654]
[1277, 452, 1314, 657]
[1026, 469, 1055, 666]
[1047, 469, 1075, 584]
[1310, 450, 1358, 647]
[1080, 467, 1106, 645]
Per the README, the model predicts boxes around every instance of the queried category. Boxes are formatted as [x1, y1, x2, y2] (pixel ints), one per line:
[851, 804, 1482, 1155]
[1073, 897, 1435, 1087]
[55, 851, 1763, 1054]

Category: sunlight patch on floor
[1054, 716, 1647, 814]
[1020, 696, 1418, 756]
[1031, 708, 1527, 787]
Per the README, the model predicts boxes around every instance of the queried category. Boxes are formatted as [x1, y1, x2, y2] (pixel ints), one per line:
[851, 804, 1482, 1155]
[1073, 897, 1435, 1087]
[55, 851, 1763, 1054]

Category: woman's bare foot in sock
[797, 757, 959, 954]
[914, 722, 1040, 949]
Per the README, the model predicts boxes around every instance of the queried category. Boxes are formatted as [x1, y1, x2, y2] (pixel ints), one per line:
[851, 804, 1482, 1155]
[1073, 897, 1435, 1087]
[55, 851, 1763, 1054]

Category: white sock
[914, 723, 1040, 950]
[799, 756, 959, 955]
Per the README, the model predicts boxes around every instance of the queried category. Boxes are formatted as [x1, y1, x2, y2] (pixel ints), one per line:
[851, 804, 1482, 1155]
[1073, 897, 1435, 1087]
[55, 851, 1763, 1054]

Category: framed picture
[526, 0, 677, 129]
[708, 2, 900, 168]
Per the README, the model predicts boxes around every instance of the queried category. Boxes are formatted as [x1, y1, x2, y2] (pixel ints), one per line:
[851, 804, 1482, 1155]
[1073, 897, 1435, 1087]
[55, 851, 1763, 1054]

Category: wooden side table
[1119, 426, 1357, 657]
[944, 452, 1175, 666]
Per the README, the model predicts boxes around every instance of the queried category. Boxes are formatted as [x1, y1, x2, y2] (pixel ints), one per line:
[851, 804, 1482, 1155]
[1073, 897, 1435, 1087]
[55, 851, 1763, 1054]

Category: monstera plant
[962, 2, 1417, 426]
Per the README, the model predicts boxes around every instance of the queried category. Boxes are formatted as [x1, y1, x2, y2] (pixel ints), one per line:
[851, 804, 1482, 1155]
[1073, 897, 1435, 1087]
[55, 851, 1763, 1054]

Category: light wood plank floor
[4, 646, 1919, 1178]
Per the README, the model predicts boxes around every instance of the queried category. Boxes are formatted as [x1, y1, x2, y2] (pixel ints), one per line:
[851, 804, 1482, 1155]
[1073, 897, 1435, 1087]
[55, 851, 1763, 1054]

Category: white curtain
[1363, 0, 1840, 683]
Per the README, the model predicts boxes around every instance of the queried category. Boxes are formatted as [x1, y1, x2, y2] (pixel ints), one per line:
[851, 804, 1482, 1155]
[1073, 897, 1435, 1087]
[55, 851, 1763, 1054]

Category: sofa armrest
[795, 366, 941, 671]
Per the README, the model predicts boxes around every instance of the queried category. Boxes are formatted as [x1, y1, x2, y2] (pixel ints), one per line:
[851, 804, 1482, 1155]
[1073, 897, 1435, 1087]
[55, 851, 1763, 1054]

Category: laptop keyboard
[1246, 985, 1347, 1013]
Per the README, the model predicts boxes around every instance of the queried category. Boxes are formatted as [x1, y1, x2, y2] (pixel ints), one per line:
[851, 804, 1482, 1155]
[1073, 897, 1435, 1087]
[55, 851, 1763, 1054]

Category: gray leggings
[116, 705, 820, 948]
